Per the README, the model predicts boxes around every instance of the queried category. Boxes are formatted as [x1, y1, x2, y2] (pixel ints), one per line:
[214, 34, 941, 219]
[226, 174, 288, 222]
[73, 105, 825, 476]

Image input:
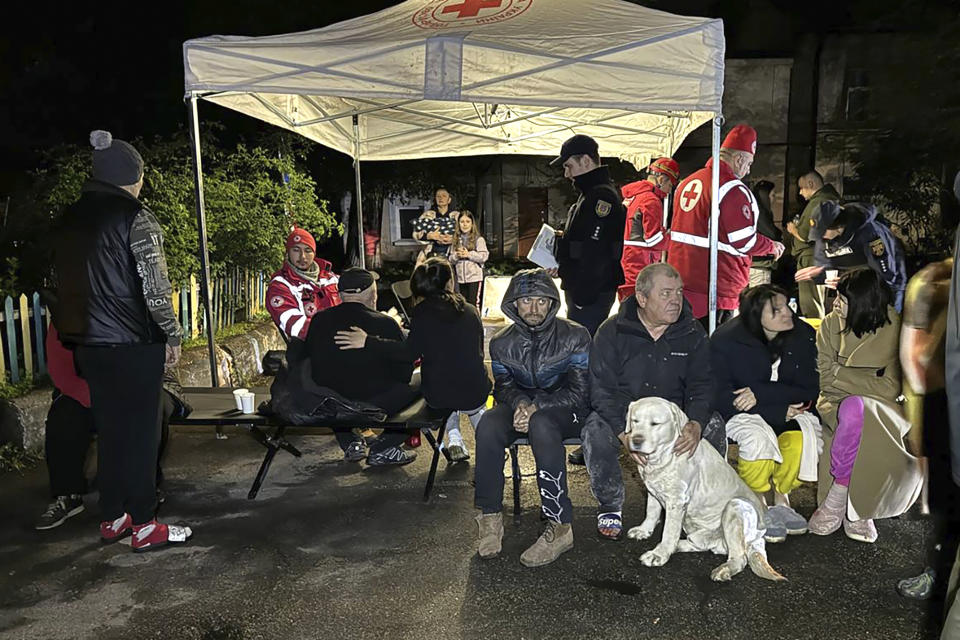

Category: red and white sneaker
[100, 513, 133, 544]
[131, 520, 193, 553]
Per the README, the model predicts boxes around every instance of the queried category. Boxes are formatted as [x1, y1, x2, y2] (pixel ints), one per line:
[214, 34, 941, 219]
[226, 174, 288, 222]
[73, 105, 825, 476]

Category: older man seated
[474, 269, 591, 567]
[305, 268, 417, 466]
[582, 263, 712, 540]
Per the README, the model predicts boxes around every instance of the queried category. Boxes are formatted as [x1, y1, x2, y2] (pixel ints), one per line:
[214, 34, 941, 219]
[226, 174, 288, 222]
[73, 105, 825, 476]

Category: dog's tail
[747, 551, 787, 582]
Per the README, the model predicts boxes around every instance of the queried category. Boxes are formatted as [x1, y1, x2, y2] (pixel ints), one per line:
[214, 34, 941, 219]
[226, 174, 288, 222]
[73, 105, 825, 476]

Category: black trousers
[45, 390, 173, 498]
[460, 281, 481, 309]
[333, 381, 422, 453]
[565, 290, 616, 337]
[76, 343, 165, 524]
[474, 404, 581, 523]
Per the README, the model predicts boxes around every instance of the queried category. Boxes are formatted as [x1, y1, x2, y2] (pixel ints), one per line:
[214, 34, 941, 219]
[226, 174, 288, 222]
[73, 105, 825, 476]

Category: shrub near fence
[0, 269, 267, 385]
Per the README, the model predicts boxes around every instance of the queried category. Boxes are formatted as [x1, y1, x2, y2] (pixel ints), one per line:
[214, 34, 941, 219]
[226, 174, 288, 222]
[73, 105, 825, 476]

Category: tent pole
[353, 115, 365, 269]
[708, 114, 722, 335]
[186, 94, 219, 386]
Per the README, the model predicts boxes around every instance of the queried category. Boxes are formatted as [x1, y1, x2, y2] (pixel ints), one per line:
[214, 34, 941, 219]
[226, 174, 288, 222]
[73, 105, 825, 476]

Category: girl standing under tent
[412, 188, 459, 265]
[809, 268, 922, 544]
[335, 257, 491, 463]
[449, 211, 489, 309]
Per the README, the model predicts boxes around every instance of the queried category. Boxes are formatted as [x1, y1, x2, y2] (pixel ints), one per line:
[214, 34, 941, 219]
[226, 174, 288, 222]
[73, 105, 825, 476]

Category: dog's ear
[669, 402, 688, 436]
[624, 400, 639, 434]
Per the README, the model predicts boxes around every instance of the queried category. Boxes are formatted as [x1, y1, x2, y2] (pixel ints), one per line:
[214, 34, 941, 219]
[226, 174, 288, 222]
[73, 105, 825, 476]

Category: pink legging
[831, 395, 865, 486]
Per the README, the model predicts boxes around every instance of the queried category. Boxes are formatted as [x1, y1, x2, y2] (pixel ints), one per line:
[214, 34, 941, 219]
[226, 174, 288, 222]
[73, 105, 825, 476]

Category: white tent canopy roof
[183, 0, 724, 166]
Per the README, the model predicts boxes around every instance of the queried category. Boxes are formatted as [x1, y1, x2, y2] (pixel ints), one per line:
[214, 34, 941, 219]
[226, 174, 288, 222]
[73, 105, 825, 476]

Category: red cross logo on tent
[679, 179, 703, 212]
[413, 0, 533, 29]
[441, 0, 502, 18]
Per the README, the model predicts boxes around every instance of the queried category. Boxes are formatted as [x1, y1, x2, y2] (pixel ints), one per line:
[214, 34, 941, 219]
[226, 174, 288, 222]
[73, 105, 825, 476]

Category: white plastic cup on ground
[233, 388, 249, 411]
[826, 269, 839, 281]
[240, 392, 256, 414]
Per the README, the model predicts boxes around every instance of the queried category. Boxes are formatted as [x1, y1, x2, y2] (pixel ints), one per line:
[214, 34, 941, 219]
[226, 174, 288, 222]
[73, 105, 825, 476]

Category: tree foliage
[0, 129, 341, 294]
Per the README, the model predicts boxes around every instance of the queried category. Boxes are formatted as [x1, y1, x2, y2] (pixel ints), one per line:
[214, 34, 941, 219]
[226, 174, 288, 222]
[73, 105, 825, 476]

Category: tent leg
[708, 114, 722, 336]
[187, 94, 219, 386]
[353, 115, 365, 270]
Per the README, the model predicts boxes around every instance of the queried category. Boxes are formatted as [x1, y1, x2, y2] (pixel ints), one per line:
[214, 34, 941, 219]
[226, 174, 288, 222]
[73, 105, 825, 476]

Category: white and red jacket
[666, 159, 775, 315]
[266, 259, 340, 341]
[620, 180, 669, 297]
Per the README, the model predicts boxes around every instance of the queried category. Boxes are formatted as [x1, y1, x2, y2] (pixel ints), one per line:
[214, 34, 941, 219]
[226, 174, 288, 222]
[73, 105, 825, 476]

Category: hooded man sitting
[474, 269, 591, 567]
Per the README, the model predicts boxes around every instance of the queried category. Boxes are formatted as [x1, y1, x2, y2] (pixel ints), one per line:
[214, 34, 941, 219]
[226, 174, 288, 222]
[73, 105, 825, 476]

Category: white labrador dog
[624, 397, 785, 582]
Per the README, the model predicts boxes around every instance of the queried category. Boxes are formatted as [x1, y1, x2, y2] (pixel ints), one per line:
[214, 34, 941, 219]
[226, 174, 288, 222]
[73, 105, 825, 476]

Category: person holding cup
[795, 202, 907, 312]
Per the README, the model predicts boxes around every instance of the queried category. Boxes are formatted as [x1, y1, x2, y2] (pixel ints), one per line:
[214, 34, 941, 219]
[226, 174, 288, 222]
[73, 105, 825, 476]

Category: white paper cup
[233, 388, 249, 411]
[826, 269, 839, 281]
[240, 392, 256, 414]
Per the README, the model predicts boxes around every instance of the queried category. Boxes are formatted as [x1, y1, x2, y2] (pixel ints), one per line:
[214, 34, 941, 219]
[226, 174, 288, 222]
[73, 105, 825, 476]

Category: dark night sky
[0, 0, 895, 186]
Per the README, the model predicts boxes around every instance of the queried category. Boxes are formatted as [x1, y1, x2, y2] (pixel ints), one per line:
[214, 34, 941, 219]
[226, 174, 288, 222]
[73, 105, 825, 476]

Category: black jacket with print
[589, 296, 712, 430]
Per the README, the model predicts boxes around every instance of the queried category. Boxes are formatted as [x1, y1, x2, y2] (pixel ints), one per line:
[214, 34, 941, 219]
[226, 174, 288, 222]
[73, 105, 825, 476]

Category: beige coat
[815, 307, 922, 519]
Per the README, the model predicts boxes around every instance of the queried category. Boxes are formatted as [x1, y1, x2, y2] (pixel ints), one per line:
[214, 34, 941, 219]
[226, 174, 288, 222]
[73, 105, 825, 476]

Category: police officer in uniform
[798, 201, 907, 311]
[550, 134, 626, 337]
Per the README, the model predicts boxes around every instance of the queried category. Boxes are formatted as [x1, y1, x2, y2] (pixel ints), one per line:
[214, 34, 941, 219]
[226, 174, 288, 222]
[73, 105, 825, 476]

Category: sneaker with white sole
[447, 444, 470, 463]
[767, 504, 808, 535]
[35, 495, 84, 531]
[100, 513, 133, 544]
[366, 446, 417, 467]
[344, 440, 367, 462]
[843, 517, 877, 543]
[131, 520, 193, 553]
[762, 511, 787, 543]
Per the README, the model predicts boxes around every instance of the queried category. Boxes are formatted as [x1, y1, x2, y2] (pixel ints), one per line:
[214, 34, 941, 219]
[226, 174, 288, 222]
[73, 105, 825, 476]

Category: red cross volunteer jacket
[266, 259, 341, 341]
[666, 159, 775, 316]
[619, 180, 669, 300]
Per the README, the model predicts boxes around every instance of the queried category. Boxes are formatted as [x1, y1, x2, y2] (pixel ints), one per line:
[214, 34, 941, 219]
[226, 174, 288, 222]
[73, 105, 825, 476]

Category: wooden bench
[173, 387, 451, 501]
[508, 437, 582, 523]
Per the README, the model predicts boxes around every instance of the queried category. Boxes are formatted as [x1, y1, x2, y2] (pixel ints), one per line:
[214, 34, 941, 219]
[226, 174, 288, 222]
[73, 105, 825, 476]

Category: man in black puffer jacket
[474, 269, 591, 568]
[583, 263, 712, 541]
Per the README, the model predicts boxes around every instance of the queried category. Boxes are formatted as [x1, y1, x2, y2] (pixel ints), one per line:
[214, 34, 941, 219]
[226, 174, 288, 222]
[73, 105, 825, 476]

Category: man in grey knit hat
[53, 130, 192, 552]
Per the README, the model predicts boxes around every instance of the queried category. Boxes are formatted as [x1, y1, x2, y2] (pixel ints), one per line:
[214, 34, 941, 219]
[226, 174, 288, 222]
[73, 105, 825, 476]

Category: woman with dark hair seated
[335, 257, 491, 462]
[710, 284, 820, 541]
[809, 268, 921, 543]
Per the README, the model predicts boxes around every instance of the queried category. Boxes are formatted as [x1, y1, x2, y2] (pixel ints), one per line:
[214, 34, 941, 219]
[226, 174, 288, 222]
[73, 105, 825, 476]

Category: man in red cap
[617, 157, 680, 302]
[266, 228, 341, 341]
[667, 124, 785, 326]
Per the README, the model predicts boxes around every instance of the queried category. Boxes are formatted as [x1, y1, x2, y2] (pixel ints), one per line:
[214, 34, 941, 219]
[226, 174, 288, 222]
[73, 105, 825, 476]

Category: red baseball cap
[648, 157, 680, 185]
[721, 124, 758, 155]
[285, 228, 316, 252]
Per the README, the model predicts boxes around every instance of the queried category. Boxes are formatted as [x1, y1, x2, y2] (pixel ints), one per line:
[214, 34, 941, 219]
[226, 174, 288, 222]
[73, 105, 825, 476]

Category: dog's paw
[640, 548, 671, 567]
[710, 563, 734, 582]
[626, 525, 655, 541]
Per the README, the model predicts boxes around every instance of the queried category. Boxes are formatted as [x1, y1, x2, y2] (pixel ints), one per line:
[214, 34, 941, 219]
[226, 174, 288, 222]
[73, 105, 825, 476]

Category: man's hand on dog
[673, 420, 701, 457]
[733, 387, 757, 412]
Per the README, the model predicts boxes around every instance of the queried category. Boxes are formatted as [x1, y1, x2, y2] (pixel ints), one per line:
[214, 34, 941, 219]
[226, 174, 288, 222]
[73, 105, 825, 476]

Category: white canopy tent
[182, 0, 726, 383]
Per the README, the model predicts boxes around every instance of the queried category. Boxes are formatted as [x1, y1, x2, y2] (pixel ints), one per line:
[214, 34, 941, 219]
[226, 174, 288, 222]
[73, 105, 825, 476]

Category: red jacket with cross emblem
[666, 158, 775, 314]
[266, 259, 341, 341]
[620, 180, 669, 294]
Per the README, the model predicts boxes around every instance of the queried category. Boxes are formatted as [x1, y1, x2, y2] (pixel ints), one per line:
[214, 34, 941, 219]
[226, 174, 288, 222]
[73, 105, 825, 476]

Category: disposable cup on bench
[233, 388, 249, 411]
[240, 392, 256, 414]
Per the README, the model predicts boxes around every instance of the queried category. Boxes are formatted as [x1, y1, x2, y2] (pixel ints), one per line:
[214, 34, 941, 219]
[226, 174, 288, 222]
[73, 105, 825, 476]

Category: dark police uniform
[813, 202, 907, 311]
[555, 165, 626, 335]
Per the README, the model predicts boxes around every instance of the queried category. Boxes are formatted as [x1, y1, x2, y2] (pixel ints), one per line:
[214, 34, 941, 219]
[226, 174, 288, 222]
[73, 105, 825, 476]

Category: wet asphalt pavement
[0, 425, 944, 640]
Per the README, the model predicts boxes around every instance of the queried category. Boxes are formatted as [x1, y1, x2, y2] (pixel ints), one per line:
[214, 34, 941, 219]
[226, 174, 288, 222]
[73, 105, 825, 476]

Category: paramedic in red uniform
[266, 228, 341, 341]
[666, 124, 785, 327]
[617, 157, 680, 302]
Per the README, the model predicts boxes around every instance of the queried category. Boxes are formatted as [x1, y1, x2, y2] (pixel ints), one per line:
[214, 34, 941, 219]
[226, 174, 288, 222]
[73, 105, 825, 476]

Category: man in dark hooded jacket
[474, 269, 592, 568]
[582, 263, 711, 540]
[800, 201, 907, 311]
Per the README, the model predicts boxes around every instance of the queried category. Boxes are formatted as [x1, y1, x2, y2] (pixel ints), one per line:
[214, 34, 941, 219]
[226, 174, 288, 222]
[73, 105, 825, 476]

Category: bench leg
[247, 426, 297, 500]
[510, 445, 522, 522]
[249, 442, 278, 500]
[422, 423, 447, 502]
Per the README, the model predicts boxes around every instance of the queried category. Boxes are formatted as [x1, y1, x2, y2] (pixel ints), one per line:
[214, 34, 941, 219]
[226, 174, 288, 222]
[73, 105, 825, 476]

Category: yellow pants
[737, 431, 803, 494]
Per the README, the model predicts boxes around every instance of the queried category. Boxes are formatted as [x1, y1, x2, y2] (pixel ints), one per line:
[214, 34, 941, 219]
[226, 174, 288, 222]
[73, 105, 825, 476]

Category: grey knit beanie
[90, 130, 143, 186]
